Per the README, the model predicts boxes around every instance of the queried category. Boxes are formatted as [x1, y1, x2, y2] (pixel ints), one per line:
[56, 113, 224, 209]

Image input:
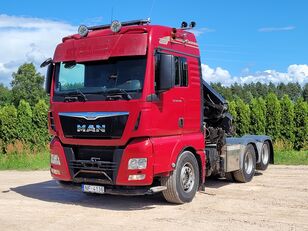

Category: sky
[0, 0, 307, 86]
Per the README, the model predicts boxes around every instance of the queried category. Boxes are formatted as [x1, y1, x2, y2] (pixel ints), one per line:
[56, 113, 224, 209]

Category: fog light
[51, 168, 61, 175]
[51, 154, 61, 165]
[128, 174, 146, 181]
[128, 158, 147, 169]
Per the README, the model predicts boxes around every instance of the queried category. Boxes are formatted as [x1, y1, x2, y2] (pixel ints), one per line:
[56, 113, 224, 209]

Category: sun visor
[53, 33, 147, 62]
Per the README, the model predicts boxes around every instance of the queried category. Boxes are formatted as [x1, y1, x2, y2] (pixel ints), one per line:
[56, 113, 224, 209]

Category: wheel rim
[244, 151, 253, 175]
[262, 143, 269, 165]
[180, 162, 195, 193]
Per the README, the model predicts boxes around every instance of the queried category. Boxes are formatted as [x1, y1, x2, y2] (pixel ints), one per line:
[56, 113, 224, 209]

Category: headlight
[51, 154, 61, 165]
[128, 158, 147, 170]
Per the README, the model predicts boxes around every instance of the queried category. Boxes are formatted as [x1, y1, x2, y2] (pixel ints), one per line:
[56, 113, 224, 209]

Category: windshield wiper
[57, 89, 88, 102]
[106, 88, 132, 100]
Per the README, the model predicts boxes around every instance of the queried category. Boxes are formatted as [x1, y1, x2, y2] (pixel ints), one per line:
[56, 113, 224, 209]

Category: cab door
[149, 53, 188, 136]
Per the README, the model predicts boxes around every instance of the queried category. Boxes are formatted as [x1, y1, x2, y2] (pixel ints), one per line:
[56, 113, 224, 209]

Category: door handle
[178, 117, 184, 128]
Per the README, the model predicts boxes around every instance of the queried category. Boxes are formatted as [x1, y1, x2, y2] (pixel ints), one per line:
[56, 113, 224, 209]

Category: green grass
[0, 149, 307, 170]
[0, 151, 50, 170]
[275, 150, 308, 165]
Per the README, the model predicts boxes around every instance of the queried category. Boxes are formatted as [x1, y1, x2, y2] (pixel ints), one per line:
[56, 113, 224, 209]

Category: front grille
[59, 112, 129, 139]
[63, 146, 124, 185]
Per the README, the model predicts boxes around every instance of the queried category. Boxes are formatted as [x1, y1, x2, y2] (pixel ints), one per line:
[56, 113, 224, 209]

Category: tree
[257, 97, 267, 120]
[17, 100, 33, 143]
[11, 63, 46, 107]
[294, 98, 308, 150]
[303, 83, 308, 102]
[285, 82, 302, 101]
[0, 105, 18, 148]
[265, 93, 281, 140]
[250, 98, 265, 134]
[235, 98, 250, 136]
[228, 101, 237, 134]
[0, 84, 11, 106]
[32, 100, 49, 145]
[280, 95, 295, 144]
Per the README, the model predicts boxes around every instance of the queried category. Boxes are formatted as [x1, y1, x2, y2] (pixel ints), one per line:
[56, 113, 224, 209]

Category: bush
[280, 95, 295, 144]
[294, 98, 308, 150]
[250, 98, 265, 135]
[228, 101, 237, 130]
[0, 99, 49, 154]
[0, 105, 18, 151]
[265, 93, 281, 140]
[17, 100, 33, 144]
[32, 99, 49, 146]
[235, 98, 250, 136]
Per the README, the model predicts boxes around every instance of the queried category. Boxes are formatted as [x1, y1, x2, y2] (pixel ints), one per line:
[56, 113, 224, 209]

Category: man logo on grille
[77, 124, 106, 133]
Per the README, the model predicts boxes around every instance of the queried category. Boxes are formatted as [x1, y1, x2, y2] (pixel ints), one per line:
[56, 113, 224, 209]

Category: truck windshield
[54, 56, 146, 100]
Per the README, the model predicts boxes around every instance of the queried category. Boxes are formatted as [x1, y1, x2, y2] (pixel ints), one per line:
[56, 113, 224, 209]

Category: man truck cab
[42, 19, 273, 204]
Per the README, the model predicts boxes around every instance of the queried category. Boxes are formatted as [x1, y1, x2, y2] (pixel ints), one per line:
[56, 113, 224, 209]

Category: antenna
[110, 7, 114, 22]
[148, 0, 156, 19]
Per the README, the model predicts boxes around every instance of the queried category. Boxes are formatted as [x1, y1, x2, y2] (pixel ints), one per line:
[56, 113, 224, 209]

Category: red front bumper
[50, 137, 154, 186]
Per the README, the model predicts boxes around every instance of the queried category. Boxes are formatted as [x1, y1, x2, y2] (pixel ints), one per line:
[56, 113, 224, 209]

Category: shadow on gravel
[205, 171, 263, 189]
[204, 178, 232, 189]
[10, 172, 264, 209]
[10, 180, 169, 211]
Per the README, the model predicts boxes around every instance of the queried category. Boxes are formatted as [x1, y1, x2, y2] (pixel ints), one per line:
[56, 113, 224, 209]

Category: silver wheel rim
[244, 152, 253, 175]
[180, 162, 195, 193]
[262, 143, 269, 165]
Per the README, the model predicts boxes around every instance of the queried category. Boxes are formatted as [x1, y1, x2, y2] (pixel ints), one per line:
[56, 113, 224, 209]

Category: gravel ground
[0, 165, 307, 231]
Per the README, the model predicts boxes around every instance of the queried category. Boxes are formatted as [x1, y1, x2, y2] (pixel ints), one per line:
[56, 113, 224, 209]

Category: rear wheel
[233, 144, 256, 183]
[257, 141, 270, 171]
[161, 151, 199, 204]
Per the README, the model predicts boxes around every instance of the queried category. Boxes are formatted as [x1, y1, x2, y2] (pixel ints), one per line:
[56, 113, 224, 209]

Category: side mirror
[156, 53, 175, 91]
[45, 63, 54, 94]
[40, 58, 53, 68]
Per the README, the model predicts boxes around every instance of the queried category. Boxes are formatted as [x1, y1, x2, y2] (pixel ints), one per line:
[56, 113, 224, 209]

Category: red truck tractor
[41, 19, 273, 204]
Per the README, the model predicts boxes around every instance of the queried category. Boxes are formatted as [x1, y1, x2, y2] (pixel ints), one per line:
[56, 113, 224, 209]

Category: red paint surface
[48, 24, 206, 186]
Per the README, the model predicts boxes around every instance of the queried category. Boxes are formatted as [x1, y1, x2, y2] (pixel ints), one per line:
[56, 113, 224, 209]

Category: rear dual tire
[233, 144, 256, 183]
[257, 141, 270, 171]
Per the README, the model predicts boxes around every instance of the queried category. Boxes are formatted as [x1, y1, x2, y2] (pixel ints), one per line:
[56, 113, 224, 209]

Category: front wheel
[161, 151, 200, 204]
[233, 144, 256, 183]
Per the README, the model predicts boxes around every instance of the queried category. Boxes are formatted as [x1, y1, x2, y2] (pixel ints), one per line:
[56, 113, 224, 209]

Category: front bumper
[50, 137, 154, 186]
[57, 181, 166, 196]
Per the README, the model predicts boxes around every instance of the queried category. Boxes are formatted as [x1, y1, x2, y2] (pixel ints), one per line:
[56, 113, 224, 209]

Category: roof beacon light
[78, 25, 89, 37]
[181, 21, 188, 28]
[110, 20, 122, 33]
[190, 21, 196, 28]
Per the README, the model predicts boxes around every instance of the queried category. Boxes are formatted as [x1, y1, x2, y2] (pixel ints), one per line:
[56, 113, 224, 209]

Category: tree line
[228, 93, 308, 150]
[210, 82, 308, 150]
[211, 82, 308, 103]
[0, 63, 307, 153]
[0, 63, 49, 153]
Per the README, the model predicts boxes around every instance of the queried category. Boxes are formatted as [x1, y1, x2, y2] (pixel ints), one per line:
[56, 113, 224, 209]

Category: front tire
[257, 141, 270, 171]
[161, 151, 199, 204]
[233, 144, 256, 183]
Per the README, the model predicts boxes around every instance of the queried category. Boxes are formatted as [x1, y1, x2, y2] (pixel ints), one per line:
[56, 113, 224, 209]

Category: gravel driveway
[0, 165, 307, 231]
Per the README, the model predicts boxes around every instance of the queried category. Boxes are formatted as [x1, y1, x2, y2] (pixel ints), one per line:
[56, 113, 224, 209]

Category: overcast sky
[0, 0, 307, 86]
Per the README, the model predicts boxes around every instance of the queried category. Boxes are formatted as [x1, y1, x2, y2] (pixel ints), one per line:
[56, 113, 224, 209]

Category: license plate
[82, 184, 105, 194]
